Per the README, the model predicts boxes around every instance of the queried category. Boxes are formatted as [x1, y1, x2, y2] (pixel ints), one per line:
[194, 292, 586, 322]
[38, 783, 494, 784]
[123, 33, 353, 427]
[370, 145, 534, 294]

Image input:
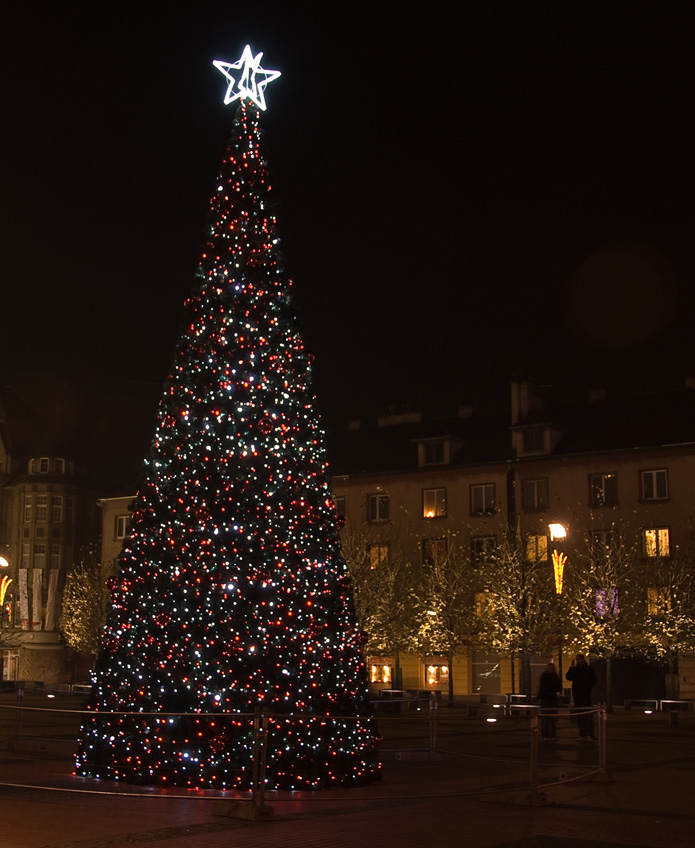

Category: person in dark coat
[565, 653, 597, 740]
[537, 661, 562, 740]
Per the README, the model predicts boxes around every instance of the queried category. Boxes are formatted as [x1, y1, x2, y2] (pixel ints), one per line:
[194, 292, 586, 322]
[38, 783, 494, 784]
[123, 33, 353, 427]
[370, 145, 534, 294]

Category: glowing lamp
[0, 557, 8, 568]
[548, 523, 567, 541]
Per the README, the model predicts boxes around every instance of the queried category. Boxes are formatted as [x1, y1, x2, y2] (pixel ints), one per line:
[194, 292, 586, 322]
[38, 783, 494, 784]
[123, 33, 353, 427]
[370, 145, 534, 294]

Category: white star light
[213, 45, 281, 111]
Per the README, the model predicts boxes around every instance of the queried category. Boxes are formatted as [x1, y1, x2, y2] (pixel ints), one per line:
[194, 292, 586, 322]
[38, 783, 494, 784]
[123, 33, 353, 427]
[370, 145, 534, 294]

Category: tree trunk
[605, 655, 613, 713]
[521, 650, 532, 697]
[668, 652, 679, 699]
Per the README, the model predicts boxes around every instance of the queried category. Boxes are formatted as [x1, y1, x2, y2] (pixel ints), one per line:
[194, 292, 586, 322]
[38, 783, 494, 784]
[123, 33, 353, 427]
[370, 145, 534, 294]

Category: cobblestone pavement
[1, 702, 693, 848]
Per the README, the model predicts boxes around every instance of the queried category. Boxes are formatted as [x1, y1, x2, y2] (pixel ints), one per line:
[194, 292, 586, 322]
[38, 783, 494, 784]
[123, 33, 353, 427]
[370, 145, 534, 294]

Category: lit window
[470, 483, 495, 515]
[23, 496, 32, 523]
[595, 589, 619, 617]
[36, 495, 48, 522]
[425, 661, 449, 686]
[368, 660, 392, 684]
[526, 534, 548, 563]
[367, 493, 390, 523]
[115, 515, 131, 539]
[51, 496, 63, 523]
[471, 535, 496, 565]
[590, 473, 618, 507]
[423, 488, 446, 518]
[523, 479, 548, 512]
[422, 538, 447, 565]
[368, 544, 389, 569]
[475, 592, 496, 617]
[647, 586, 672, 616]
[643, 527, 670, 558]
[641, 469, 668, 501]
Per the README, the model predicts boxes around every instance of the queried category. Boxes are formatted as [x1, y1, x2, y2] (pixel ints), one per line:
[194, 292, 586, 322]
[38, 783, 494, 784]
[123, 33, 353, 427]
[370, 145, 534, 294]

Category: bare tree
[60, 549, 108, 655]
[413, 541, 478, 704]
[641, 548, 695, 698]
[565, 526, 639, 709]
[476, 525, 558, 696]
[341, 530, 418, 691]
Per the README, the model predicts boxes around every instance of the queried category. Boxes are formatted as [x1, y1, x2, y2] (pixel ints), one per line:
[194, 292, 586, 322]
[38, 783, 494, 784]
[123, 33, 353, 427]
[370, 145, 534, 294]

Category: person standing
[538, 661, 562, 740]
[565, 653, 597, 740]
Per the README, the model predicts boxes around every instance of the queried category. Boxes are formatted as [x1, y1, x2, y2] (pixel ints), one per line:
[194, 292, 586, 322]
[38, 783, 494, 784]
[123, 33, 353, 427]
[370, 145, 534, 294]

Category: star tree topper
[213, 45, 281, 111]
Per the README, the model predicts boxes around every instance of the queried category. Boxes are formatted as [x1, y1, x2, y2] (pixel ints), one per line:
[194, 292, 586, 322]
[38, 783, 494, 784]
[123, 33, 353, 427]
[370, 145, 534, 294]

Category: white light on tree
[213, 45, 281, 111]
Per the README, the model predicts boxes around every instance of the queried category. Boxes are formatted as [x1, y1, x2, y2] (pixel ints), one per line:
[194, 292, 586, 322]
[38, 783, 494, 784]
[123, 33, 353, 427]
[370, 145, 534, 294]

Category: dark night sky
[4, 1, 695, 482]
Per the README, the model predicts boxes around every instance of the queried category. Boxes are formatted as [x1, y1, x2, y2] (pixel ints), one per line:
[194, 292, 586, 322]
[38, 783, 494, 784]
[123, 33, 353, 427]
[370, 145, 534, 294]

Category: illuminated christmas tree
[75, 47, 380, 790]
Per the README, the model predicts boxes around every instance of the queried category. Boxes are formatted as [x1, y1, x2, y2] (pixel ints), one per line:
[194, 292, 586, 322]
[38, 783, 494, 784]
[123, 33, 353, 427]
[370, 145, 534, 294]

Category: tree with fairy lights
[75, 46, 380, 790]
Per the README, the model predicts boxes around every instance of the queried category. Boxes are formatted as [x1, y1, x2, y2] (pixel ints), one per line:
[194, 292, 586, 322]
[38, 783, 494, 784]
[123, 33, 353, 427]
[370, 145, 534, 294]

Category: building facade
[328, 381, 695, 701]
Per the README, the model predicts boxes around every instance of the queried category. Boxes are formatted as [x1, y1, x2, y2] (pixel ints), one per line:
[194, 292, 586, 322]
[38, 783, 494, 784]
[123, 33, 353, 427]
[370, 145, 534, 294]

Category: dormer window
[39, 457, 50, 473]
[522, 427, 545, 452]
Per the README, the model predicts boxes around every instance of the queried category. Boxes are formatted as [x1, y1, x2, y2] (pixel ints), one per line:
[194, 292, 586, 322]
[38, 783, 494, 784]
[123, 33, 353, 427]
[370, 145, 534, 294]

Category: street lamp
[548, 523, 568, 678]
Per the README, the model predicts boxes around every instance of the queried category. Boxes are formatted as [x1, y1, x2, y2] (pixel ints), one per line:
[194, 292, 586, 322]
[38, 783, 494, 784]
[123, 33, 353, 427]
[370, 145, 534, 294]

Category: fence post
[251, 706, 269, 810]
[529, 711, 541, 805]
[599, 705, 607, 772]
[429, 692, 438, 752]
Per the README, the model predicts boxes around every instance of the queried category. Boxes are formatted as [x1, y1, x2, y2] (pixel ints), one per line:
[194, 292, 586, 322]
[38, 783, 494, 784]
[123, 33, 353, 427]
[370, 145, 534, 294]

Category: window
[471, 650, 501, 695]
[54, 458, 65, 474]
[475, 592, 496, 617]
[423, 488, 446, 518]
[367, 493, 390, 523]
[523, 427, 545, 452]
[641, 469, 668, 501]
[34, 543, 46, 568]
[526, 534, 548, 563]
[643, 527, 670, 558]
[51, 496, 63, 523]
[590, 473, 618, 507]
[115, 515, 131, 540]
[35, 495, 48, 522]
[647, 587, 672, 616]
[368, 658, 393, 684]
[334, 496, 346, 518]
[591, 529, 618, 550]
[523, 479, 548, 512]
[23, 496, 32, 523]
[423, 441, 445, 465]
[22, 544, 30, 568]
[39, 457, 49, 473]
[425, 660, 449, 686]
[50, 544, 61, 569]
[470, 483, 495, 515]
[471, 535, 496, 565]
[422, 537, 448, 565]
[595, 589, 619, 617]
[368, 544, 389, 569]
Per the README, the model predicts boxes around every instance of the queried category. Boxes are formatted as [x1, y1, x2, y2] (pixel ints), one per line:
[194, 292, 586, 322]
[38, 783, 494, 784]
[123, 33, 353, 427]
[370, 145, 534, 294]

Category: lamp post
[548, 524, 567, 679]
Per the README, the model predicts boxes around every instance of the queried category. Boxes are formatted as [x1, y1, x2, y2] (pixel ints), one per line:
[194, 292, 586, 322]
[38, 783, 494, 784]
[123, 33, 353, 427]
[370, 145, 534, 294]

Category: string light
[75, 97, 380, 790]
